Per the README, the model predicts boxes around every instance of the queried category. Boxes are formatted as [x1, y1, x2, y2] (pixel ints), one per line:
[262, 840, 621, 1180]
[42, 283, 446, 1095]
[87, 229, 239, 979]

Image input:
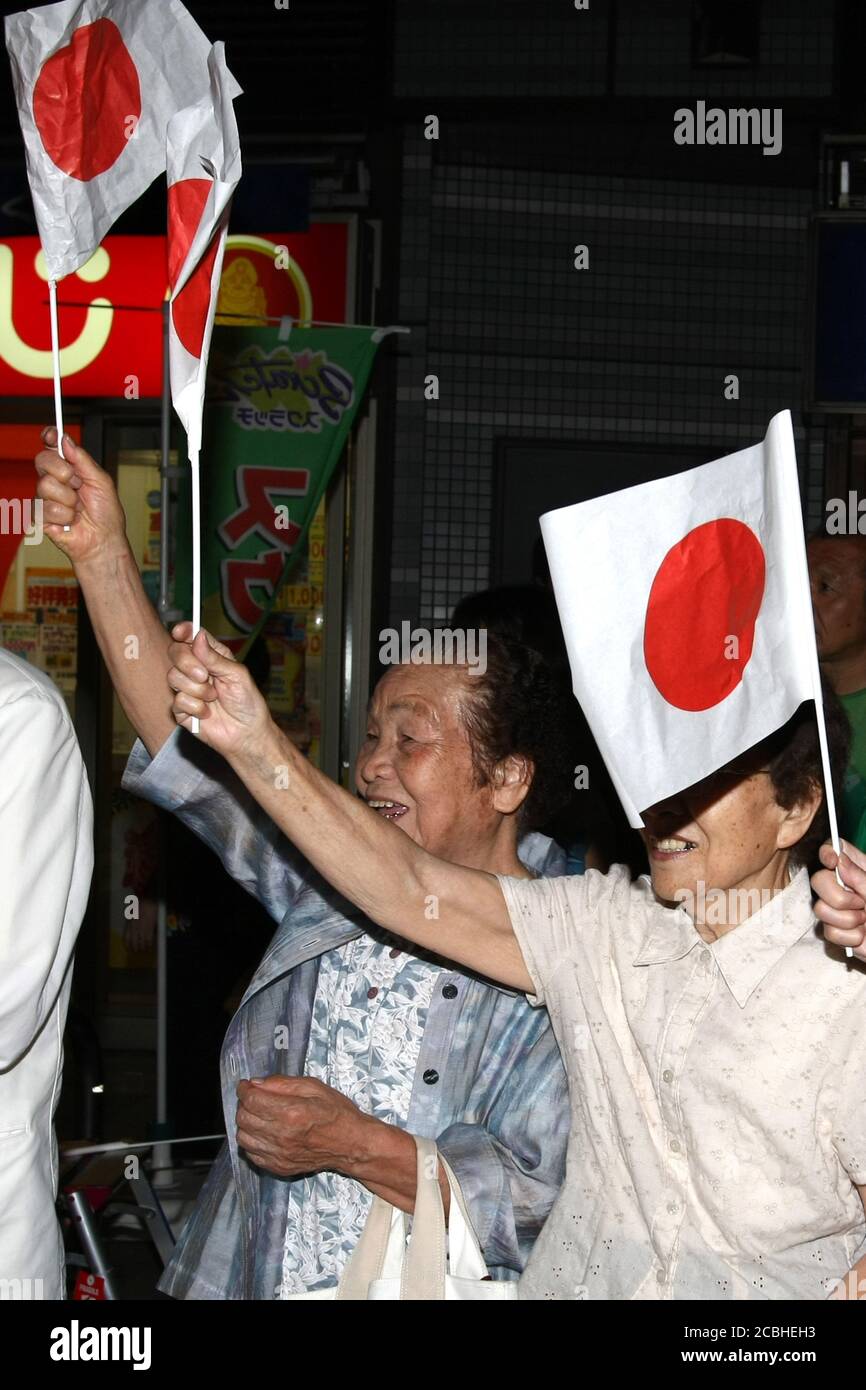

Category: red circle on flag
[168, 179, 218, 358]
[32, 20, 141, 182]
[643, 518, 766, 712]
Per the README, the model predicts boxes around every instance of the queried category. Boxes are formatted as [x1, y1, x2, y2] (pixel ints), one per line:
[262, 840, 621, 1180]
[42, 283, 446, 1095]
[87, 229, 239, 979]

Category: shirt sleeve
[122, 728, 309, 925]
[496, 866, 625, 1006]
[436, 997, 570, 1275]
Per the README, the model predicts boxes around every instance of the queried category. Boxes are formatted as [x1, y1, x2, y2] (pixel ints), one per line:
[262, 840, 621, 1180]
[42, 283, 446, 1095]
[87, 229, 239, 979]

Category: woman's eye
[399, 734, 415, 744]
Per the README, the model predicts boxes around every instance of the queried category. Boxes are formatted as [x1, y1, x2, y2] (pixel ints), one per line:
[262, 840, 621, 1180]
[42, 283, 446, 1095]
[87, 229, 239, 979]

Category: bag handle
[335, 1193, 398, 1299]
[336, 1134, 489, 1300]
[400, 1135, 447, 1300]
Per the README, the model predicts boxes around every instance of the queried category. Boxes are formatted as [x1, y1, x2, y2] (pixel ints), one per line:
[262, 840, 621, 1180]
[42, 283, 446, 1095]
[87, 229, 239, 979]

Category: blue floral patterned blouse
[279, 932, 444, 1293]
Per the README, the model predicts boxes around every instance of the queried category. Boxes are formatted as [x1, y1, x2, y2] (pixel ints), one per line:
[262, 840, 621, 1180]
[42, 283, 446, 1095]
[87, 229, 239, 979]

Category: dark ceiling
[0, 0, 389, 156]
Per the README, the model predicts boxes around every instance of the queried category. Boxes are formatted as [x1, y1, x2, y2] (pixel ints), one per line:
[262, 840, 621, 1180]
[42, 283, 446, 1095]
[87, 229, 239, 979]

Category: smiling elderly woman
[166, 621, 866, 1302]
[127, 632, 579, 1299]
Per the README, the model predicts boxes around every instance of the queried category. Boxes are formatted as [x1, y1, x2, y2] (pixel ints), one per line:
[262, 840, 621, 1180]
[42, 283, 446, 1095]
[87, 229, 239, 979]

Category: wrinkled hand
[811, 840, 866, 963]
[167, 624, 270, 756]
[34, 426, 128, 565]
[236, 1076, 375, 1179]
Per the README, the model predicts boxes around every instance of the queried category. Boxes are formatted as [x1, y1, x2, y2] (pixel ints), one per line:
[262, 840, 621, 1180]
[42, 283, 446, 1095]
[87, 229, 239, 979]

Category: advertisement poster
[174, 322, 380, 647]
[0, 567, 79, 711]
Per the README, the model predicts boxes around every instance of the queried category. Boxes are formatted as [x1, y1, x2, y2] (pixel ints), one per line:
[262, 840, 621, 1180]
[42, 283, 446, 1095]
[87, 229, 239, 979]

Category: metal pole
[64, 1191, 120, 1300]
[154, 303, 171, 1179]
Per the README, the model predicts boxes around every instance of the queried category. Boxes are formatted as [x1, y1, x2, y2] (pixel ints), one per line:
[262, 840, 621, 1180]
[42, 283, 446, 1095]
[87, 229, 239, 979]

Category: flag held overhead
[541, 411, 820, 827]
[165, 39, 242, 734]
[167, 40, 242, 459]
[4, 0, 239, 282]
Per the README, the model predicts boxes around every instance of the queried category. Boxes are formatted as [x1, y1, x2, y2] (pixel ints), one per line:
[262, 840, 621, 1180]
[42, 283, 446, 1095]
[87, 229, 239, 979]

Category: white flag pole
[813, 681, 844, 862]
[812, 674, 853, 955]
[48, 278, 69, 486]
[190, 446, 201, 737]
[785, 411, 854, 955]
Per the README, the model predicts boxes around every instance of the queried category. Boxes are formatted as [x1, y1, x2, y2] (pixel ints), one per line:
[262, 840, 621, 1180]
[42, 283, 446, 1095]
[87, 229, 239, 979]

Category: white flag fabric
[167, 41, 241, 458]
[5, 0, 239, 282]
[541, 410, 819, 827]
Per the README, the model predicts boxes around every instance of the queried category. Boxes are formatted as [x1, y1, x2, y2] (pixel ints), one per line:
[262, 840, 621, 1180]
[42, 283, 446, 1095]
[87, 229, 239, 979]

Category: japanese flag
[167, 41, 241, 458]
[541, 411, 820, 827]
[5, 0, 235, 282]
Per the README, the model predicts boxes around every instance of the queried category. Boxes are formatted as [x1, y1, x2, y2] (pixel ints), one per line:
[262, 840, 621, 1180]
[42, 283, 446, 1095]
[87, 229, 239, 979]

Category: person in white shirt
[0, 650, 93, 1300]
[156, 616, 866, 1301]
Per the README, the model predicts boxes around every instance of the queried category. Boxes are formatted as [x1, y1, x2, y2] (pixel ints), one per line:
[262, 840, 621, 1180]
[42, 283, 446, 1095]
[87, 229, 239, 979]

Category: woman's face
[354, 663, 523, 862]
[640, 761, 817, 920]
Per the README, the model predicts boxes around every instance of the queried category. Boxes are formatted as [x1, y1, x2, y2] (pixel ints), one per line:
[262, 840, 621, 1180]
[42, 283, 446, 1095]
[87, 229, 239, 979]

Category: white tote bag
[286, 1134, 517, 1301]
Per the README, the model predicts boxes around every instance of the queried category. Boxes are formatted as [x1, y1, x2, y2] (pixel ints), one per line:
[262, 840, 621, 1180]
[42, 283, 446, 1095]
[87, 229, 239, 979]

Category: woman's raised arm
[167, 626, 533, 991]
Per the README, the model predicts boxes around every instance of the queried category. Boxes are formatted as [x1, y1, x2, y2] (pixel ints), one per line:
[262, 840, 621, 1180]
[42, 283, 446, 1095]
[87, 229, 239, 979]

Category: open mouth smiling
[649, 834, 698, 858]
[365, 798, 410, 820]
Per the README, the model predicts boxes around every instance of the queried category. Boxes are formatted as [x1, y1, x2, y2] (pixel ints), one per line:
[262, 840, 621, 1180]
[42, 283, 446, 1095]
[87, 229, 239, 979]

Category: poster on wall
[174, 319, 379, 762]
[174, 322, 379, 640]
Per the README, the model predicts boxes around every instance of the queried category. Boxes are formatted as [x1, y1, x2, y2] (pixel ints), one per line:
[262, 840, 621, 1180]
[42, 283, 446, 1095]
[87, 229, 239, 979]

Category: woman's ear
[776, 778, 823, 851]
[491, 754, 533, 815]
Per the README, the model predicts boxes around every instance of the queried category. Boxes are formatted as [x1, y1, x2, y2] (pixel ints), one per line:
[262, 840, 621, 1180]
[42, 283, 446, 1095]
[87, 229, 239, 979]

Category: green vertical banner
[175, 323, 381, 649]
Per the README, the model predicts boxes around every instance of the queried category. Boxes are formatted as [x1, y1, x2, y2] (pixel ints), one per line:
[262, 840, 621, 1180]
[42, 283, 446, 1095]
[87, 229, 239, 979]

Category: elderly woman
[34, 430, 577, 1299]
[165, 618, 866, 1302]
[140, 633, 575, 1299]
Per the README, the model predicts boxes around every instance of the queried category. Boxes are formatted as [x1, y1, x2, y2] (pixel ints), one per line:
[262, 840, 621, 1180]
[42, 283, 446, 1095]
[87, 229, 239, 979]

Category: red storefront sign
[0, 223, 351, 398]
[217, 224, 350, 326]
[0, 237, 166, 397]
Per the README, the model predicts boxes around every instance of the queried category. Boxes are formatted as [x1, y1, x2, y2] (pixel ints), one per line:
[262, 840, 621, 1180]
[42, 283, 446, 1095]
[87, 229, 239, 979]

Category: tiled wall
[393, 0, 834, 101]
[387, 2, 834, 627]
